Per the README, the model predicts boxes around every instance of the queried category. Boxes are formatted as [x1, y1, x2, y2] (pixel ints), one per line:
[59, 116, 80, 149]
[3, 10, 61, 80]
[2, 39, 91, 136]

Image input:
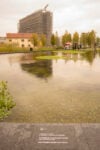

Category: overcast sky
[0, 0, 100, 37]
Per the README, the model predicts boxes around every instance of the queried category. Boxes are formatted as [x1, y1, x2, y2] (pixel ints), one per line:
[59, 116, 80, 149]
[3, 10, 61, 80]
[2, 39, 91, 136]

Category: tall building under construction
[18, 5, 53, 45]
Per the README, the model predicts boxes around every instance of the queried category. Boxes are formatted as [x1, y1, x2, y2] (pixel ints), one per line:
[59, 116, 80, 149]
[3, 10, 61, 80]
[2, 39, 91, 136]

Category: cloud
[0, 0, 100, 36]
[53, 0, 100, 35]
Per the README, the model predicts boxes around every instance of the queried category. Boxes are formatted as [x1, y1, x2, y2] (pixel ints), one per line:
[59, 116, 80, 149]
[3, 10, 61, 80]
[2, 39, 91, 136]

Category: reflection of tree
[62, 51, 97, 65]
[81, 51, 96, 65]
[72, 54, 79, 62]
[21, 60, 52, 79]
[63, 53, 79, 63]
[97, 51, 100, 57]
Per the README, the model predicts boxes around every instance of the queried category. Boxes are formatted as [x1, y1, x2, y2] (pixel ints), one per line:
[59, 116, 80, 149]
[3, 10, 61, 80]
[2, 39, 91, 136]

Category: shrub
[0, 81, 15, 120]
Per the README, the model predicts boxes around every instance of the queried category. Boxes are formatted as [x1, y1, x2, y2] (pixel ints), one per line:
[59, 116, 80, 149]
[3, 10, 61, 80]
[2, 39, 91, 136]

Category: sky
[0, 0, 100, 37]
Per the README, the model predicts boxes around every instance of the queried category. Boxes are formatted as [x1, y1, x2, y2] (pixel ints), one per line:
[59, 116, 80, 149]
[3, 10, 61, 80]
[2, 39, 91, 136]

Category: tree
[62, 31, 72, 46]
[40, 34, 46, 47]
[51, 34, 56, 46]
[67, 33, 72, 42]
[87, 30, 96, 48]
[31, 33, 39, 47]
[73, 32, 79, 43]
[55, 32, 60, 47]
[62, 34, 66, 46]
[96, 37, 100, 47]
[80, 33, 88, 48]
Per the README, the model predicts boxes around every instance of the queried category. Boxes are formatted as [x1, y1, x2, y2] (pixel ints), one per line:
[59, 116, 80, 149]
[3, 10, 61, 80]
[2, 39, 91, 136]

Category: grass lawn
[53, 50, 87, 54]
[38, 47, 89, 54]
[0, 44, 96, 54]
[0, 45, 29, 53]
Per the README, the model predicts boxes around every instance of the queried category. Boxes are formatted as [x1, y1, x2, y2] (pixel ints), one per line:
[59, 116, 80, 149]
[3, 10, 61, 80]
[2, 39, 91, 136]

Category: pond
[0, 51, 100, 123]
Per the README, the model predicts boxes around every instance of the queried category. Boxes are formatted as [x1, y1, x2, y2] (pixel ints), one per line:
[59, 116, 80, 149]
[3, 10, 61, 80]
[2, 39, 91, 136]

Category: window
[22, 44, 24, 48]
[9, 39, 12, 42]
[21, 39, 24, 42]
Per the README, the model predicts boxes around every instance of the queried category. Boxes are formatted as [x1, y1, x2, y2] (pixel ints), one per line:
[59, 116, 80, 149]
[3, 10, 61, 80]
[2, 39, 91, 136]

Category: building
[18, 6, 53, 45]
[64, 42, 72, 50]
[0, 37, 6, 44]
[6, 33, 33, 48]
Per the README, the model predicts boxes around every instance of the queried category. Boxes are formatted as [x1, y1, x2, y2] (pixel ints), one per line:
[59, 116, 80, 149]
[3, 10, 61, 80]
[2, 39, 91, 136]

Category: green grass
[38, 47, 88, 54]
[36, 55, 80, 60]
[0, 44, 94, 54]
[36, 49, 88, 60]
[37, 47, 56, 51]
[53, 50, 88, 54]
[36, 55, 64, 60]
[0, 44, 29, 53]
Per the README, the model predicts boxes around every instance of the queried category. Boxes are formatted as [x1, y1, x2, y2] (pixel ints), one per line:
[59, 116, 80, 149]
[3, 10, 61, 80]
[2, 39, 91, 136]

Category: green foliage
[31, 33, 47, 48]
[80, 33, 88, 48]
[0, 44, 28, 53]
[80, 30, 96, 49]
[36, 50, 86, 60]
[62, 31, 72, 46]
[88, 30, 96, 48]
[96, 37, 100, 47]
[61, 29, 99, 50]
[53, 50, 86, 54]
[62, 35, 66, 46]
[40, 34, 46, 46]
[31, 33, 39, 47]
[55, 32, 60, 47]
[73, 32, 79, 43]
[36, 55, 62, 60]
[38, 47, 54, 51]
[0, 81, 15, 120]
[51, 34, 56, 46]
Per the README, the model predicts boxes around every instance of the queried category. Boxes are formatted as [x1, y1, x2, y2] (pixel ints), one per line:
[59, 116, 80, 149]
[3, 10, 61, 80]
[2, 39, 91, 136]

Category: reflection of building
[6, 33, 33, 48]
[21, 60, 52, 79]
[18, 8, 53, 45]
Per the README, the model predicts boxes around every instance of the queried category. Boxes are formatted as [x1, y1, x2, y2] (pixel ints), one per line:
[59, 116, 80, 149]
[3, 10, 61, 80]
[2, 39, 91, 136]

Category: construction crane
[43, 4, 49, 11]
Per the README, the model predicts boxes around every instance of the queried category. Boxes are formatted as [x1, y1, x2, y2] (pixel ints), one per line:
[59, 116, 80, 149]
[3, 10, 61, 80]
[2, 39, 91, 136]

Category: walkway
[0, 123, 100, 150]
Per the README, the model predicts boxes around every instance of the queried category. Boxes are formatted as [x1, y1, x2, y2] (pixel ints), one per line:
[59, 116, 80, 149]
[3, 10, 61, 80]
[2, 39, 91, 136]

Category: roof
[65, 42, 72, 45]
[6, 33, 33, 38]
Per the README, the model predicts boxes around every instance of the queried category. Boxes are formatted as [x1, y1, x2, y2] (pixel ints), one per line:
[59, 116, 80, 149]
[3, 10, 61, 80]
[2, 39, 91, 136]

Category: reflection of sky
[52, 58, 100, 85]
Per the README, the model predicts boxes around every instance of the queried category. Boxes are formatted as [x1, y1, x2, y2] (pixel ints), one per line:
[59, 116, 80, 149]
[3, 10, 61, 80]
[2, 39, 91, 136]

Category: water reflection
[62, 51, 99, 65]
[63, 53, 81, 63]
[7, 50, 99, 65]
[8, 53, 35, 64]
[21, 60, 52, 79]
[81, 51, 97, 65]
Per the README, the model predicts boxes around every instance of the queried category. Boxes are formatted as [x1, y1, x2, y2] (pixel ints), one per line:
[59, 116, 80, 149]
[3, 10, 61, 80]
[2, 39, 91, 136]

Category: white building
[0, 37, 6, 44]
[6, 33, 33, 48]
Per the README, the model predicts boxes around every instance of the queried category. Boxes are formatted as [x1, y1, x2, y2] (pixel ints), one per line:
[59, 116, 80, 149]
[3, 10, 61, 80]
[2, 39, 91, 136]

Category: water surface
[0, 51, 100, 123]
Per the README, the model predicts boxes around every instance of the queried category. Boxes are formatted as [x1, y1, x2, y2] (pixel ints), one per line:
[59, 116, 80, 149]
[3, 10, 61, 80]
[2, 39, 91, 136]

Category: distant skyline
[0, 0, 100, 37]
